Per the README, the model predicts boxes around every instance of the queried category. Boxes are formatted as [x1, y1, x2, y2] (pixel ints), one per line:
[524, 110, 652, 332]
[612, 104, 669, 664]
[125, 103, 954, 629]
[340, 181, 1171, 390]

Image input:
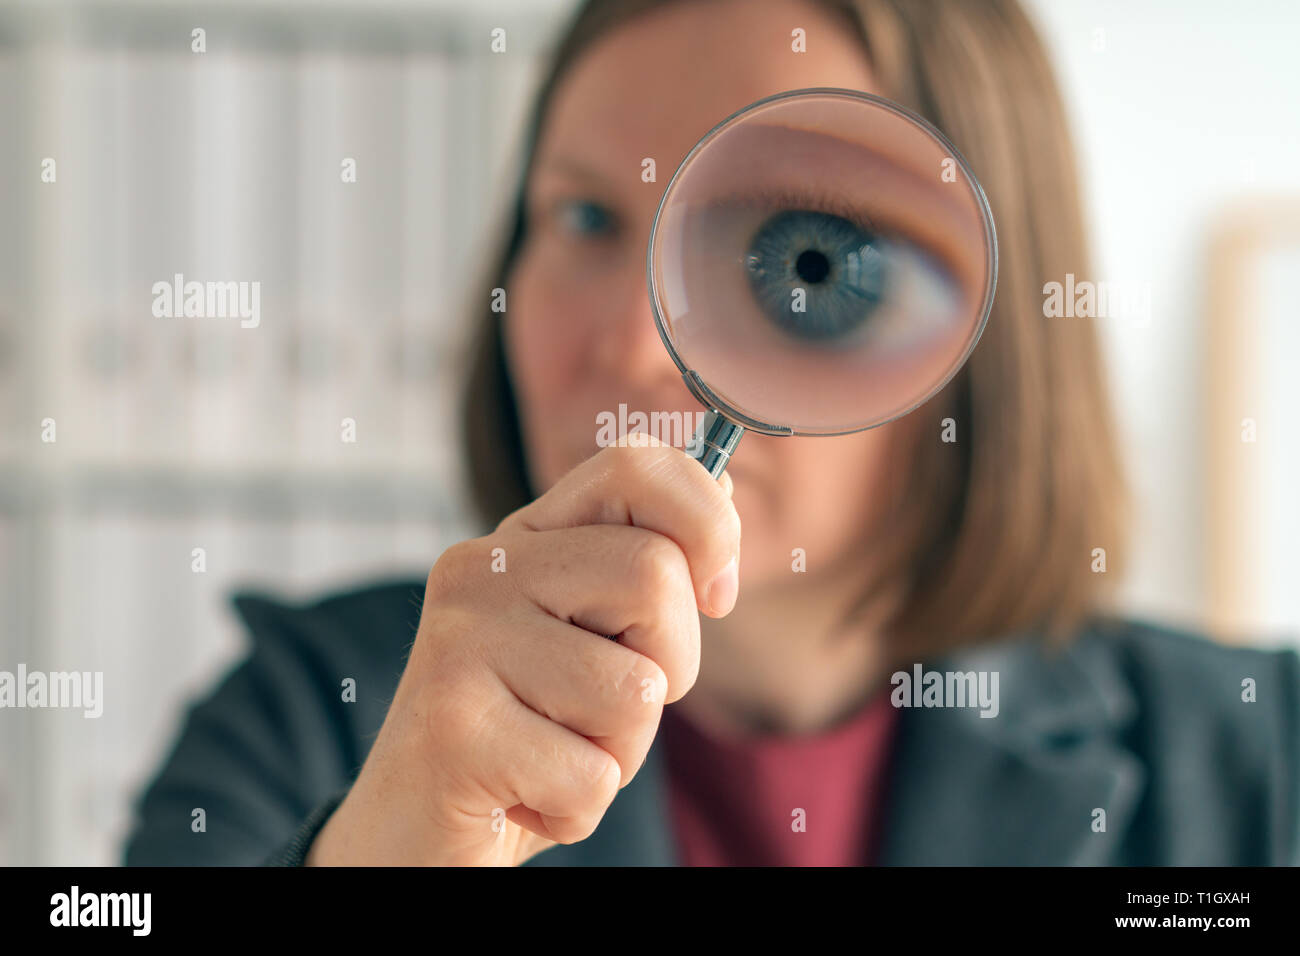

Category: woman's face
[505, 0, 915, 591]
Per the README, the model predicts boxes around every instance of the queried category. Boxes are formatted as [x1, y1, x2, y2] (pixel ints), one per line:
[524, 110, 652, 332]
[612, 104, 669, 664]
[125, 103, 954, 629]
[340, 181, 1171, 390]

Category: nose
[590, 251, 681, 388]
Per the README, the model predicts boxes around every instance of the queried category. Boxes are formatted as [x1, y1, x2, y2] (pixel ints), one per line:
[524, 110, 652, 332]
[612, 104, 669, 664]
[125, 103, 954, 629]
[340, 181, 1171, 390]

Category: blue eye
[557, 200, 614, 237]
[742, 209, 888, 341]
[676, 186, 966, 359]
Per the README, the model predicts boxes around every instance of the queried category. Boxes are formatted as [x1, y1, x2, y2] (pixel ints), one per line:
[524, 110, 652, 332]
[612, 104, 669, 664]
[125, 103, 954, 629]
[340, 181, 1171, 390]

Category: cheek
[503, 250, 595, 489]
[507, 254, 578, 402]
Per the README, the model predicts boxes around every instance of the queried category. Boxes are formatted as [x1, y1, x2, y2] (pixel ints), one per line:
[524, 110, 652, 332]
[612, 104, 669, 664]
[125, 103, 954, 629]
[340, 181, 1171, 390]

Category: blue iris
[743, 210, 888, 341]
[559, 200, 614, 237]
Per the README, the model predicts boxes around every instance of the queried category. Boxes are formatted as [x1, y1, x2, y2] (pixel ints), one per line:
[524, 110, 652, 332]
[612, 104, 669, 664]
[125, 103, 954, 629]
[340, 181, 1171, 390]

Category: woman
[123, 0, 1300, 866]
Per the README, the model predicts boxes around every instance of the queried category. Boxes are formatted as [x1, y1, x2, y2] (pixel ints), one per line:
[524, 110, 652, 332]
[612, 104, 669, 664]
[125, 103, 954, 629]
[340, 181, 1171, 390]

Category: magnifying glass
[648, 87, 997, 478]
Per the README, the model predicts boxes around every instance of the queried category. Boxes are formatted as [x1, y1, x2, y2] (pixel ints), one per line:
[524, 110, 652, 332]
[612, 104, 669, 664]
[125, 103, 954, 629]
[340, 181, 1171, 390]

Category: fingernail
[705, 556, 739, 617]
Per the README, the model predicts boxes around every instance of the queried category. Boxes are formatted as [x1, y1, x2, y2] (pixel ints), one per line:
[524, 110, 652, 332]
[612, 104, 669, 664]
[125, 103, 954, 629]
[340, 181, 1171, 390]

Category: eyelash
[706, 182, 970, 279]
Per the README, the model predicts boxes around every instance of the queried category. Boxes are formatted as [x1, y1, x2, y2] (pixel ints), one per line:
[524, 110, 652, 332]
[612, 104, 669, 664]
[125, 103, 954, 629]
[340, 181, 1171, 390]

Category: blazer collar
[875, 621, 1145, 864]
[528, 620, 1144, 866]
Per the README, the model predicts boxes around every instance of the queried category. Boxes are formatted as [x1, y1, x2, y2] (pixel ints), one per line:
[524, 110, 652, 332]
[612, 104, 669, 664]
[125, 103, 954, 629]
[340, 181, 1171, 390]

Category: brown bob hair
[461, 0, 1130, 660]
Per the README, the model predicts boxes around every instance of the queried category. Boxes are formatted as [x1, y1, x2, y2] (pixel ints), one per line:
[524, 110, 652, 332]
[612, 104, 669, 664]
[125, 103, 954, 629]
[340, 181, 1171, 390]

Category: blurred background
[1, 0, 1297, 865]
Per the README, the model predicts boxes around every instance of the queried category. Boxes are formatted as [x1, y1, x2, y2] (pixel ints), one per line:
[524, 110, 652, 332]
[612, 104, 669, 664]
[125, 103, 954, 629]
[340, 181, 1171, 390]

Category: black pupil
[795, 249, 830, 284]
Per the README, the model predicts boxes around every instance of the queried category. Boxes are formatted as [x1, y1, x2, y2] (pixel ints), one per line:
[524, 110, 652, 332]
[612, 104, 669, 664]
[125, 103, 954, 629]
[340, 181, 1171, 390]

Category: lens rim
[646, 86, 998, 436]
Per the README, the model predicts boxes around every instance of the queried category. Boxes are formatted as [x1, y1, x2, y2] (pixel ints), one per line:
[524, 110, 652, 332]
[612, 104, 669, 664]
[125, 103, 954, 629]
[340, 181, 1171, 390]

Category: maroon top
[657, 689, 902, 866]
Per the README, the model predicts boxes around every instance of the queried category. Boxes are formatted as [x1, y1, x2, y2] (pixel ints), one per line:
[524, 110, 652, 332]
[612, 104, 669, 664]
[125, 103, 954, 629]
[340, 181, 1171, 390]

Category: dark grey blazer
[121, 577, 1300, 866]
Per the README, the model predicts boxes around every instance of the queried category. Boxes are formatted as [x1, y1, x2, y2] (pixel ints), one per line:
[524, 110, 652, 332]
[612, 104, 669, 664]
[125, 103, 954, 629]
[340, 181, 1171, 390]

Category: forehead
[535, 0, 877, 178]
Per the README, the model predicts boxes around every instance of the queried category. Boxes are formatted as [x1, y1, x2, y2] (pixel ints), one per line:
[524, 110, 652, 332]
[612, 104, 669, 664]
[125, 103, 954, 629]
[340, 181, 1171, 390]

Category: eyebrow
[532, 154, 623, 192]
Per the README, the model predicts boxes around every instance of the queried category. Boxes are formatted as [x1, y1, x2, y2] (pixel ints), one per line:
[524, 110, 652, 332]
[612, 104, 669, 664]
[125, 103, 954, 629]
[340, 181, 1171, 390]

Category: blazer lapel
[875, 624, 1146, 865]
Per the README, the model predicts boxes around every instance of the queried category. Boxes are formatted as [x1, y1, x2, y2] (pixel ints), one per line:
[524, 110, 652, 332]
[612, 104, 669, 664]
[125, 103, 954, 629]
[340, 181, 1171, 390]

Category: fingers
[488, 523, 701, 703]
[480, 603, 667, 789]
[421, 438, 741, 850]
[432, 521, 700, 807]
[499, 440, 742, 618]
[443, 683, 623, 846]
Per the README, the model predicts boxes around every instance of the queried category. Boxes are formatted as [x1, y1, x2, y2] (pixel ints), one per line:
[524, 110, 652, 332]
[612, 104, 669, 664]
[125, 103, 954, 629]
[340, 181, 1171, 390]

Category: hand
[305, 437, 741, 865]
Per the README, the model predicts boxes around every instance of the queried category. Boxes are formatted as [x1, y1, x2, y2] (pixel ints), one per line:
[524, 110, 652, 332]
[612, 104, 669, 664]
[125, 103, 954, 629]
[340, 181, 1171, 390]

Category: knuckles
[626, 532, 692, 603]
[565, 760, 622, 842]
[603, 652, 670, 723]
[423, 538, 477, 603]
[425, 533, 523, 607]
[623, 659, 670, 710]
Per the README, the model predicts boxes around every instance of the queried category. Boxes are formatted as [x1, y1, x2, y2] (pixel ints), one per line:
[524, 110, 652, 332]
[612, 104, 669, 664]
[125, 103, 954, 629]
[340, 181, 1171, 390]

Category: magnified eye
[742, 209, 888, 341]
[693, 187, 965, 355]
[647, 94, 996, 436]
